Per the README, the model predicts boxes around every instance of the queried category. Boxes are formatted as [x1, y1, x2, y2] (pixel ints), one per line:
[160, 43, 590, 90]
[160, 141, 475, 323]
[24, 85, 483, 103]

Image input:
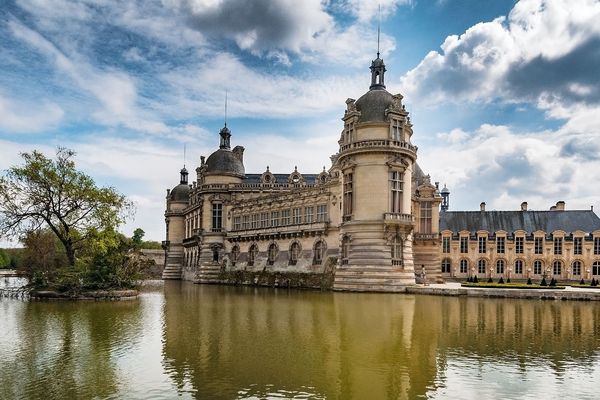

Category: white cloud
[0, 94, 64, 133]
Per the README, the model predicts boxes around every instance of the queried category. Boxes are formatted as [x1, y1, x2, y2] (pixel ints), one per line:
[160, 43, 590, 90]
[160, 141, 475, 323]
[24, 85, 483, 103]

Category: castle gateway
[162, 54, 600, 291]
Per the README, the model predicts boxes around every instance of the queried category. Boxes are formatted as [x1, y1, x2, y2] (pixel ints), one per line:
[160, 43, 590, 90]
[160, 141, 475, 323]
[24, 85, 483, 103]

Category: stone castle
[162, 53, 600, 291]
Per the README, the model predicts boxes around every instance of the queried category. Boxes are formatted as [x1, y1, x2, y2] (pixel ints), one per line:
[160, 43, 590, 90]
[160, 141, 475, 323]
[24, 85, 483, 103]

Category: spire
[370, 6, 386, 91]
[377, 4, 381, 58]
[219, 90, 232, 149]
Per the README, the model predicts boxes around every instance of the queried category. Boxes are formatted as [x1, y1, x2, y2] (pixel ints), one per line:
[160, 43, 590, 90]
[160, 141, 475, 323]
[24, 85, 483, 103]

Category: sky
[1, 0, 599, 245]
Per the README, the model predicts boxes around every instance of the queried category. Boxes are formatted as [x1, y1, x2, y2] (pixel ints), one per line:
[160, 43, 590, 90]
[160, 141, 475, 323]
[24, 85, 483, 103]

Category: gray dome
[355, 88, 394, 123]
[170, 183, 190, 202]
[205, 149, 245, 176]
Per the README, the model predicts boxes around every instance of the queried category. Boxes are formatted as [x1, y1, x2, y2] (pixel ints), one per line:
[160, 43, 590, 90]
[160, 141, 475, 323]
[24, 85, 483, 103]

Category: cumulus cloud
[400, 0, 600, 109]
[0, 94, 63, 133]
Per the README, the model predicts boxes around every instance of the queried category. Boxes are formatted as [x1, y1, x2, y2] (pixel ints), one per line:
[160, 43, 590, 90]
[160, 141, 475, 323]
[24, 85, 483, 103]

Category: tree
[0, 148, 132, 267]
[132, 228, 145, 250]
[0, 249, 9, 268]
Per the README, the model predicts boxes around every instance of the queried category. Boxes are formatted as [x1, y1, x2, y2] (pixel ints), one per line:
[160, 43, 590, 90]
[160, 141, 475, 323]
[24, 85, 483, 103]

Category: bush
[498, 277, 504, 284]
[580, 278, 585, 285]
[506, 277, 511, 283]
[527, 278, 532, 285]
[487, 277, 493, 283]
[540, 277, 547, 286]
[473, 275, 479, 283]
[467, 276, 472, 283]
[549, 278, 556, 287]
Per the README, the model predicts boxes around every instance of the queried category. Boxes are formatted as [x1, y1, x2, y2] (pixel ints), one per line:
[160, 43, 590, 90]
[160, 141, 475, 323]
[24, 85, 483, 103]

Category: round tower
[162, 167, 190, 279]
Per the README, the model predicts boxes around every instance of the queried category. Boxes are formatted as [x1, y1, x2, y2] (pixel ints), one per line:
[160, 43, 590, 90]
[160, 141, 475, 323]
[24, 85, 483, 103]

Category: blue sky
[1, 0, 599, 244]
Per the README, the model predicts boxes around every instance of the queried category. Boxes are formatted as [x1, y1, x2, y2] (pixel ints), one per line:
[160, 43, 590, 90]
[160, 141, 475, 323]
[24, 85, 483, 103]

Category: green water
[1, 280, 600, 399]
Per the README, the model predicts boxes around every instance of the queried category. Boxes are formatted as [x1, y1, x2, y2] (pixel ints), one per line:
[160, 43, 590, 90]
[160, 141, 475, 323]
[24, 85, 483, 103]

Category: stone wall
[140, 249, 165, 278]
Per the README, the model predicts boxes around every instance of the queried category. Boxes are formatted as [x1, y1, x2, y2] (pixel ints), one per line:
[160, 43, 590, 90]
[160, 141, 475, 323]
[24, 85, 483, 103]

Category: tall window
[420, 201, 432, 233]
[534, 237, 543, 254]
[233, 216, 241, 231]
[292, 207, 302, 224]
[496, 260, 505, 274]
[231, 245, 240, 266]
[572, 261, 582, 276]
[271, 211, 280, 227]
[554, 237, 563, 255]
[593, 261, 600, 276]
[281, 209, 291, 225]
[391, 119, 402, 141]
[478, 259, 486, 274]
[313, 241, 325, 265]
[460, 259, 468, 274]
[260, 212, 269, 228]
[391, 235, 403, 266]
[515, 237, 524, 254]
[553, 260, 562, 276]
[442, 258, 451, 273]
[460, 237, 468, 253]
[248, 244, 258, 266]
[251, 214, 259, 229]
[242, 215, 250, 230]
[305, 207, 314, 223]
[442, 237, 450, 253]
[534, 260, 542, 275]
[595, 237, 600, 255]
[574, 237, 583, 255]
[343, 173, 353, 219]
[289, 242, 301, 266]
[478, 236, 487, 253]
[212, 203, 223, 232]
[341, 236, 350, 265]
[267, 243, 278, 266]
[515, 260, 523, 274]
[390, 171, 403, 213]
[496, 237, 505, 254]
[316, 204, 328, 222]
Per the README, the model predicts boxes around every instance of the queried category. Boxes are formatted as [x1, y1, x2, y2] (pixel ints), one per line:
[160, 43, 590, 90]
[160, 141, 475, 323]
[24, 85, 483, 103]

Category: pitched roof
[440, 210, 600, 234]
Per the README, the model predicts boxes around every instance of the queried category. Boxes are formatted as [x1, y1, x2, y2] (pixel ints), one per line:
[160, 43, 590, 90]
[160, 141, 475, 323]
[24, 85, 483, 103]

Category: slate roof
[205, 149, 245, 176]
[355, 88, 394, 123]
[244, 174, 319, 185]
[440, 210, 600, 234]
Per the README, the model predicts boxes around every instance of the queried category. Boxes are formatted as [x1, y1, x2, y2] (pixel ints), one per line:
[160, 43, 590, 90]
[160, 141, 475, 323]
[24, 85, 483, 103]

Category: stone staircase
[195, 264, 222, 284]
[162, 253, 183, 280]
[333, 266, 414, 292]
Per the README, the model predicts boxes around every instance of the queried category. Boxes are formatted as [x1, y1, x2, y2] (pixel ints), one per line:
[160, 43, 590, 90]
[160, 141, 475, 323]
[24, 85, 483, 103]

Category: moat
[1, 279, 600, 399]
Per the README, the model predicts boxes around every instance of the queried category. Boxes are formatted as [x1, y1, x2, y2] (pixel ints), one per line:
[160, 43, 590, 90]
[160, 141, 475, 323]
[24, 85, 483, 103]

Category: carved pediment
[386, 155, 409, 170]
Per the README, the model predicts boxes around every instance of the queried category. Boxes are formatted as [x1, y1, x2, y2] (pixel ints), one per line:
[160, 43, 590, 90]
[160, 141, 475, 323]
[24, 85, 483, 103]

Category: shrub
[487, 277, 493, 283]
[540, 277, 547, 286]
[498, 277, 504, 284]
[580, 279, 585, 285]
[506, 277, 511, 283]
[549, 278, 556, 287]
[473, 275, 479, 283]
[527, 278, 532, 285]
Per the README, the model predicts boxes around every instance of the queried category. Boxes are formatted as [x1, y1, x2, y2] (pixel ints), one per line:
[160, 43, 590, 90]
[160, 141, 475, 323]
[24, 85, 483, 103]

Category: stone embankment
[30, 289, 139, 301]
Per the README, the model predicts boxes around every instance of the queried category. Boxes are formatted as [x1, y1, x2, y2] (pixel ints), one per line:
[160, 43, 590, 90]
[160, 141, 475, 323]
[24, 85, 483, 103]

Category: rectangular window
[496, 237, 505, 254]
[515, 237, 524, 254]
[534, 237, 543, 254]
[343, 173, 353, 219]
[478, 260, 486, 274]
[292, 207, 302, 224]
[574, 237, 583, 255]
[271, 211, 280, 227]
[389, 171, 403, 213]
[420, 201, 432, 233]
[515, 260, 523, 274]
[233, 216, 241, 231]
[594, 237, 600, 255]
[534, 261, 542, 275]
[442, 237, 450, 253]
[316, 204, 328, 222]
[478, 236, 487, 254]
[251, 213, 259, 229]
[260, 212, 269, 228]
[391, 119, 402, 141]
[460, 237, 468, 254]
[573, 262, 581, 276]
[212, 203, 223, 232]
[304, 206, 314, 223]
[242, 215, 250, 230]
[460, 259, 468, 274]
[554, 237, 563, 255]
[281, 209, 291, 225]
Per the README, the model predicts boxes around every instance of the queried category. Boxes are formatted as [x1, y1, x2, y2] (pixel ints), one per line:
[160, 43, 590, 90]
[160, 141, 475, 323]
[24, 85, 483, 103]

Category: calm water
[1, 279, 600, 399]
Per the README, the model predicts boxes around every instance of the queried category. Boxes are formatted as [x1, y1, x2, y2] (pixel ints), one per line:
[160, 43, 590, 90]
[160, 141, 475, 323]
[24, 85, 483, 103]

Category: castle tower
[162, 167, 190, 279]
[333, 54, 418, 291]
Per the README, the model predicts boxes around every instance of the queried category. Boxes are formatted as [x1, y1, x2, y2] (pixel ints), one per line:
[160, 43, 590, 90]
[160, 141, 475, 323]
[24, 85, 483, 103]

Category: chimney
[480, 202, 486, 212]
[556, 201, 565, 211]
[521, 202, 528, 211]
[232, 145, 245, 162]
[550, 206, 556, 211]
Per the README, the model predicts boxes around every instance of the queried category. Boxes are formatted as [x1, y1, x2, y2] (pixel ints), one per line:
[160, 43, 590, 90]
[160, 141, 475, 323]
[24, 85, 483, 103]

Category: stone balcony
[339, 139, 417, 158]
[383, 212, 415, 227]
[227, 221, 330, 242]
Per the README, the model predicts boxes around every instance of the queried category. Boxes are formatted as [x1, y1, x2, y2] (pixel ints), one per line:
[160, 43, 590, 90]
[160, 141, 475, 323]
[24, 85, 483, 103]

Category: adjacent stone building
[162, 53, 600, 291]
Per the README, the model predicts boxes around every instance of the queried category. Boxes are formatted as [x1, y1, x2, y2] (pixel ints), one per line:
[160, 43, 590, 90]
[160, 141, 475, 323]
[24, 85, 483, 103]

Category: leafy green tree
[132, 228, 145, 249]
[0, 148, 133, 267]
[0, 249, 9, 268]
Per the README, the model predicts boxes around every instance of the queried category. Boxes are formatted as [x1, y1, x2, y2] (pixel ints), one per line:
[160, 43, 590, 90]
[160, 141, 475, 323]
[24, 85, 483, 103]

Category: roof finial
[224, 89, 228, 127]
[183, 143, 186, 168]
[377, 3, 381, 58]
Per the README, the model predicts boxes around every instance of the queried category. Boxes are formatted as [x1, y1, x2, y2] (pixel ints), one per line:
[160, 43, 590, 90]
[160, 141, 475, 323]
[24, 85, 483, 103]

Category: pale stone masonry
[162, 52, 600, 291]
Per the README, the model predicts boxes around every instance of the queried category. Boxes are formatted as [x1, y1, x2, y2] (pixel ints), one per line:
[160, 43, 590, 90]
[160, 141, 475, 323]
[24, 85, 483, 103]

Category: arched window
[478, 259, 486, 274]
[441, 258, 451, 273]
[496, 260, 505, 274]
[341, 236, 350, 265]
[572, 261, 582, 276]
[534, 260, 542, 275]
[289, 242, 301, 266]
[514, 260, 523, 275]
[231, 245, 240, 266]
[593, 261, 600, 276]
[267, 243, 278, 266]
[460, 259, 468, 274]
[248, 244, 258, 266]
[553, 260, 562, 276]
[391, 235, 403, 266]
[313, 240, 325, 265]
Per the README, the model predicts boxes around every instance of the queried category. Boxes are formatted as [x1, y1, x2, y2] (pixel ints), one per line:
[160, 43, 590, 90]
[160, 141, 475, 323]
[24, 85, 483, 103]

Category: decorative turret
[180, 167, 188, 184]
[370, 54, 386, 90]
[441, 184, 450, 212]
[219, 124, 231, 149]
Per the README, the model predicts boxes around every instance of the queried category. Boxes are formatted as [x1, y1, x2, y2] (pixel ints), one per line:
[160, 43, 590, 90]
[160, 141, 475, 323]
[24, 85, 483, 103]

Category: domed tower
[202, 124, 245, 185]
[162, 167, 190, 279]
[333, 53, 418, 291]
[441, 184, 450, 212]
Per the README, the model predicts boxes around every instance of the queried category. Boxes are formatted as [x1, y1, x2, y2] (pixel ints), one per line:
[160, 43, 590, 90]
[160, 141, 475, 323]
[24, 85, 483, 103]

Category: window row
[231, 240, 327, 266]
[441, 258, 600, 276]
[442, 236, 600, 255]
[232, 205, 328, 231]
